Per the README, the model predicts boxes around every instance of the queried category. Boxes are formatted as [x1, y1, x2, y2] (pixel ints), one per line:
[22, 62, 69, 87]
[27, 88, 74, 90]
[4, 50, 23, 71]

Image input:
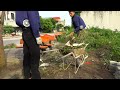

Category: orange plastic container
[43, 34, 56, 41]
[20, 39, 24, 44]
[40, 35, 50, 43]
[40, 45, 48, 49]
[54, 32, 63, 37]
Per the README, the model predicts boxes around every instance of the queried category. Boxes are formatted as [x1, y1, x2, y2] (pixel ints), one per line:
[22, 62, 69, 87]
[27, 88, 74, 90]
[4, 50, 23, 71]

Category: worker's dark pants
[76, 29, 83, 37]
[76, 31, 80, 37]
[22, 28, 41, 79]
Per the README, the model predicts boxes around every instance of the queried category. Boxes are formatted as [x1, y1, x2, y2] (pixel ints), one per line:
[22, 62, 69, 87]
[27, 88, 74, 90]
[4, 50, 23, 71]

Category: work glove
[36, 37, 42, 45]
[80, 25, 84, 29]
[74, 25, 84, 33]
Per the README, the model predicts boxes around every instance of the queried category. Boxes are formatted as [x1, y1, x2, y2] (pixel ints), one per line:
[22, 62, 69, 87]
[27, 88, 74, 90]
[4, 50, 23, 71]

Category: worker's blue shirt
[15, 11, 41, 38]
[72, 15, 86, 33]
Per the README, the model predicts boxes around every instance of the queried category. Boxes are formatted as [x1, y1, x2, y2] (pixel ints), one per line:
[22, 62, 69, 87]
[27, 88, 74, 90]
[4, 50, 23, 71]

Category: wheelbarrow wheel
[76, 58, 81, 67]
[49, 46, 52, 50]
[40, 49, 43, 56]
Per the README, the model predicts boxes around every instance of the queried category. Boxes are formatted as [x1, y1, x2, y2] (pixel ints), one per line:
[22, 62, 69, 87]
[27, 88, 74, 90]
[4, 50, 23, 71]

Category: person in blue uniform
[16, 11, 42, 79]
[69, 11, 86, 36]
[68, 11, 86, 67]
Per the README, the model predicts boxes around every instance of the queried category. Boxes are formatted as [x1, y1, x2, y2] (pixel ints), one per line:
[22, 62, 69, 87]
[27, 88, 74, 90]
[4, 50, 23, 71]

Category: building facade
[4, 12, 66, 27]
[4, 11, 18, 27]
[52, 17, 65, 26]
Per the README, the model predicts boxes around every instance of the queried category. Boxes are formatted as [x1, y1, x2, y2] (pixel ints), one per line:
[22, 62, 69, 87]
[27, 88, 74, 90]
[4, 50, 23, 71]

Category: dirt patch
[0, 48, 114, 79]
[0, 58, 23, 79]
[0, 48, 23, 79]
[40, 51, 114, 79]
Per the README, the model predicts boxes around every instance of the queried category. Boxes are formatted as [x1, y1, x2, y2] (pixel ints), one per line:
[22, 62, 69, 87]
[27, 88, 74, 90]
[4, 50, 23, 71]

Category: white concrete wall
[80, 11, 120, 31]
[4, 11, 18, 27]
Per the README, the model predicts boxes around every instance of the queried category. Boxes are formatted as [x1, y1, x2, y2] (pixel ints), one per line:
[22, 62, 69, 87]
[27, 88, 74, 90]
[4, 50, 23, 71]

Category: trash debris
[72, 43, 84, 47]
[65, 41, 72, 47]
[85, 62, 92, 65]
[104, 63, 106, 65]
[40, 63, 49, 67]
[92, 60, 94, 62]
[65, 42, 85, 47]
[40, 59, 43, 62]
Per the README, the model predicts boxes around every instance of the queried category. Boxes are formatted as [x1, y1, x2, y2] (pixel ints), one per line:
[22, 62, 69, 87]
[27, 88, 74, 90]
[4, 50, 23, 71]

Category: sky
[39, 11, 71, 26]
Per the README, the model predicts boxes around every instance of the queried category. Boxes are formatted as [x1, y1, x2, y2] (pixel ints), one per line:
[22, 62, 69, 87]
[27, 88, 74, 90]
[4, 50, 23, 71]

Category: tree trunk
[0, 11, 6, 70]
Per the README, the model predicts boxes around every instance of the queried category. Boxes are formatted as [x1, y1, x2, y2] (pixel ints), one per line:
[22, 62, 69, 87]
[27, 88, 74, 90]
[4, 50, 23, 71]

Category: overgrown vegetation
[4, 43, 16, 49]
[3, 26, 15, 34]
[57, 27, 120, 63]
[64, 26, 71, 30]
[40, 17, 57, 33]
[57, 27, 73, 43]
[75, 11, 82, 16]
[56, 24, 64, 31]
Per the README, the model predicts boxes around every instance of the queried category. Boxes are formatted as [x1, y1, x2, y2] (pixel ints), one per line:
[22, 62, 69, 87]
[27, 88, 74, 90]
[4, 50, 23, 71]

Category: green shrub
[57, 27, 73, 43]
[85, 27, 120, 62]
[40, 17, 57, 33]
[3, 26, 15, 34]
[4, 43, 16, 49]
[57, 26, 120, 62]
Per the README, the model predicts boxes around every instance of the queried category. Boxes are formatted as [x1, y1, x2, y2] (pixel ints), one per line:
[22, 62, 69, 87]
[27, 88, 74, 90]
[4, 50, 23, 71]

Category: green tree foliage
[56, 24, 64, 31]
[40, 17, 57, 33]
[75, 11, 82, 16]
[56, 24, 64, 29]
[64, 26, 71, 30]
[3, 26, 15, 34]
